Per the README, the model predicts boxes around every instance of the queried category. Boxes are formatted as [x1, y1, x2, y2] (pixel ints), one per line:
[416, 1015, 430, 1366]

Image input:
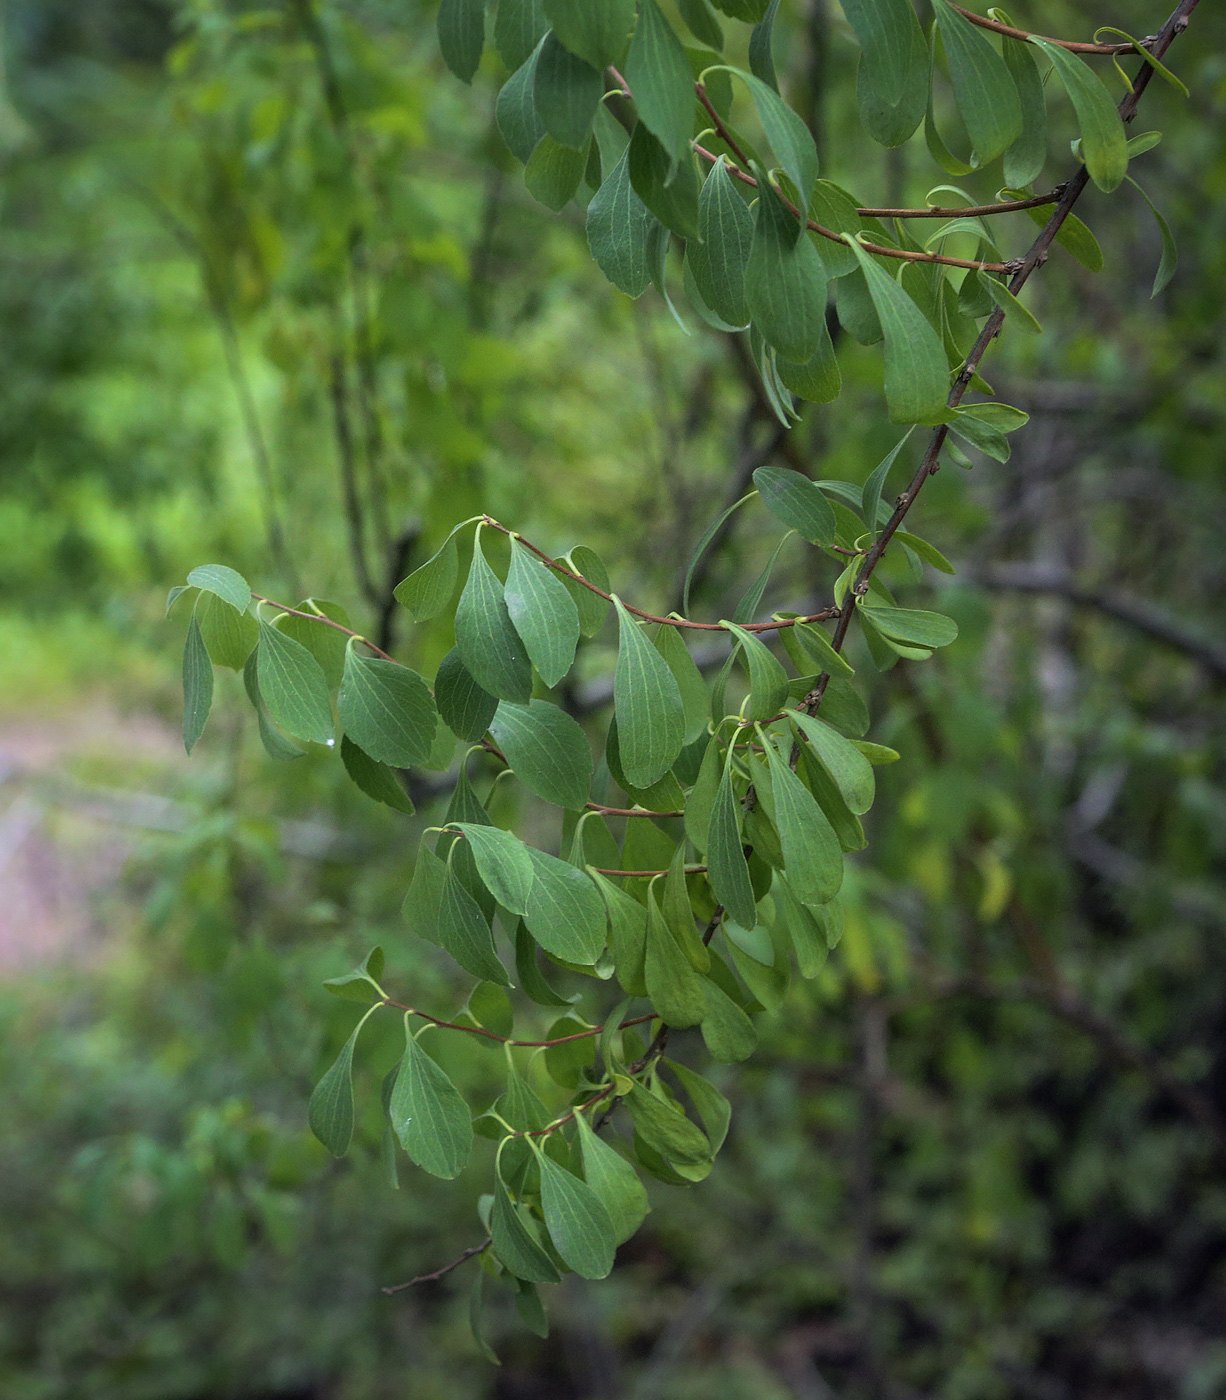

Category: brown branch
[949, 4, 1155, 54]
[382, 1000, 656, 1048]
[593, 865, 708, 878]
[382, 1239, 490, 1293]
[587, 802, 685, 818]
[857, 188, 1065, 219]
[250, 594, 395, 662]
[481, 516, 839, 633]
[801, 0, 1201, 715]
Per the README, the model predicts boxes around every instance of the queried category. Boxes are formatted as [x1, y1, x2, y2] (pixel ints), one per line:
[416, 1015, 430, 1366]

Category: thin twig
[250, 594, 395, 661]
[587, 802, 685, 818]
[382, 1000, 656, 1047]
[950, 4, 1156, 54]
[382, 1239, 491, 1293]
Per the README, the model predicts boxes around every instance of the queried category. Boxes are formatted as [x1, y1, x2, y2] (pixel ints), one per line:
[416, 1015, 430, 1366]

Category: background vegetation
[1, 1, 1223, 1397]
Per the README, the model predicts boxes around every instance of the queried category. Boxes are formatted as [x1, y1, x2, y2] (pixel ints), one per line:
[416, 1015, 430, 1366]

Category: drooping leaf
[669, 1060, 732, 1154]
[1126, 174, 1178, 296]
[1002, 36, 1047, 187]
[525, 849, 607, 964]
[525, 134, 588, 210]
[931, 0, 1021, 165]
[490, 700, 593, 811]
[256, 620, 335, 745]
[495, 0, 548, 70]
[644, 884, 706, 1026]
[309, 1013, 374, 1158]
[707, 751, 757, 927]
[723, 621, 790, 720]
[748, 0, 780, 88]
[624, 1083, 711, 1165]
[437, 0, 485, 83]
[587, 147, 656, 298]
[535, 31, 601, 150]
[562, 545, 612, 637]
[390, 1029, 474, 1179]
[545, 0, 634, 71]
[589, 869, 649, 997]
[439, 862, 512, 985]
[764, 737, 844, 905]
[394, 533, 460, 621]
[504, 537, 580, 687]
[515, 919, 581, 1006]
[753, 466, 836, 547]
[859, 605, 958, 648]
[843, 0, 928, 146]
[340, 736, 415, 814]
[452, 822, 535, 917]
[575, 1111, 650, 1243]
[981, 275, 1042, 334]
[338, 648, 437, 768]
[745, 181, 828, 363]
[845, 239, 950, 425]
[492, 1171, 561, 1283]
[197, 590, 257, 671]
[729, 69, 818, 217]
[323, 947, 386, 1004]
[679, 0, 724, 50]
[1030, 38, 1127, 193]
[860, 431, 913, 540]
[535, 1146, 618, 1279]
[687, 157, 753, 328]
[455, 532, 534, 703]
[776, 322, 842, 404]
[626, 0, 696, 164]
[628, 124, 700, 240]
[789, 710, 875, 814]
[612, 596, 685, 790]
[700, 976, 758, 1062]
[652, 624, 710, 745]
[436, 647, 499, 742]
[187, 563, 251, 613]
[682, 490, 756, 616]
[182, 613, 214, 756]
[497, 42, 547, 164]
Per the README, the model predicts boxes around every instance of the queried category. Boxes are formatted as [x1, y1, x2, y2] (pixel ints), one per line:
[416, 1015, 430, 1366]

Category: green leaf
[403, 841, 448, 943]
[668, 1061, 731, 1154]
[624, 1083, 711, 1165]
[561, 545, 611, 637]
[628, 124, 700, 241]
[455, 532, 533, 703]
[490, 700, 593, 811]
[723, 621, 789, 720]
[438, 0, 485, 82]
[452, 822, 535, 917]
[776, 325, 841, 404]
[745, 180, 828, 363]
[244, 651, 307, 761]
[679, 0, 724, 50]
[753, 466, 836, 547]
[763, 735, 843, 905]
[439, 863, 512, 985]
[495, 0, 548, 70]
[612, 596, 685, 789]
[535, 31, 601, 149]
[789, 709, 875, 814]
[707, 750, 757, 928]
[535, 1146, 618, 1279]
[197, 590, 257, 671]
[308, 1016, 370, 1158]
[394, 533, 460, 621]
[515, 919, 581, 1006]
[682, 490, 756, 615]
[859, 605, 958, 648]
[931, 0, 1021, 165]
[626, 0, 696, 164]
[590, 869, 649, 997]
[710, 0, 769, 18]
[1029, 38, 1127, 193]
[587, 147, 656, 298]
[786, 620, 854, 678]
[1126, 174, 1178, 296]
[662, 846, 711, 973]
[861, 432, 913, 542]
[338, 648, 437, 768]
[772, 874, 829, 977]
[390, 1028, 474, 1179]
[950, 410, 1011, 462]
[323, 947, 386, 1004]
[256, 620, 334, 745]
[1002, 36, 1046, 187]
[981, 276, 1041, 334]
[843, 0, 927, 147]
[846, 239, 950, 425]
[575, 1110, 650, 1243]
[182, 613, 213, 756]
[187, 563, 251, 613]
[497, 42, 547, 164]
[436, 647, 499, 742]
[545, 0, 634, 71]
[700, 976, 757, 1062]
[469, 1270, 500, 1365]
[645, 884, 706, 1026]
[525, 849, 607, 964]
[748, 0, 780, 88]
[525, 134, 588, 210]
[732, 70, 818, 218]
[515, 1278, 549, 1338]
[492, 1170, 561, 1282]
[687, 156, 753, 328]
[273, 602, 349, 688]
[340, 736, 415, 814]
[504, 537, 580, 687]
[652, 625, 709, 745]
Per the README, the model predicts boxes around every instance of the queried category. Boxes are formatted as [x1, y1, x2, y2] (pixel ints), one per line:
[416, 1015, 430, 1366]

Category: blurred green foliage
[1, 1, 1225, 1397]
